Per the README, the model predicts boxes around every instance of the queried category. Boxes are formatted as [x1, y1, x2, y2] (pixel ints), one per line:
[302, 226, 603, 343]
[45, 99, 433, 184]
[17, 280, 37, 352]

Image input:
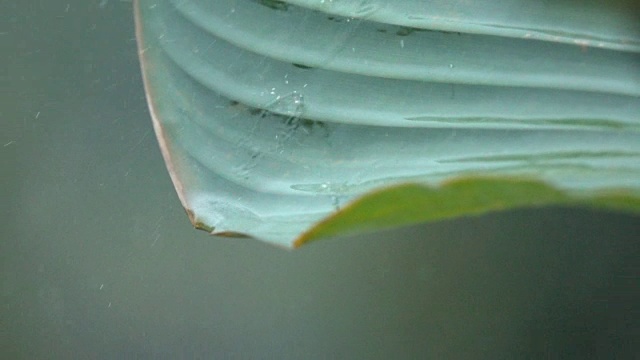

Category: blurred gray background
[1, 1, 638, 358]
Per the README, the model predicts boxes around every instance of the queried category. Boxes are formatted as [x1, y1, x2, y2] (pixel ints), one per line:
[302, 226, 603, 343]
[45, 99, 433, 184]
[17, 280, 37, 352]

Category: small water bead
[266, 91, 305, 118]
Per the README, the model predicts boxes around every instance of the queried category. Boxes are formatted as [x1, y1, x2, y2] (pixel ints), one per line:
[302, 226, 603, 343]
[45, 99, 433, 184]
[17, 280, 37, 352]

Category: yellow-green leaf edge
[293, 176, 640, 248]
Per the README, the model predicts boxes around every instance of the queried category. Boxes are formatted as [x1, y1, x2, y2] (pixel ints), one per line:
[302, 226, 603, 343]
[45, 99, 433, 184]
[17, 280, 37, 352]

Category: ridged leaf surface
[134, 0, 640, 248]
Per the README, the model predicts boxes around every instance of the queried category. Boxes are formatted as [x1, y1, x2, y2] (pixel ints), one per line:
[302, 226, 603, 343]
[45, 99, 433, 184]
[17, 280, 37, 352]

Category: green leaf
[294, 177, 640, 247]
[134, 0, 640, 248]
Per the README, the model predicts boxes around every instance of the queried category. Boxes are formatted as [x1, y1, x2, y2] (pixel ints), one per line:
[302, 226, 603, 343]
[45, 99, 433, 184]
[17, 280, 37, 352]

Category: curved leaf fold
[134, 0, 640, 248]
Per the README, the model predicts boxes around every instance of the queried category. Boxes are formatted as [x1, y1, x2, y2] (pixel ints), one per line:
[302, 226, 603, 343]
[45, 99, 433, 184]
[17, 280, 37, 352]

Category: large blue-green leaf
[134, 0, 640, 248]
